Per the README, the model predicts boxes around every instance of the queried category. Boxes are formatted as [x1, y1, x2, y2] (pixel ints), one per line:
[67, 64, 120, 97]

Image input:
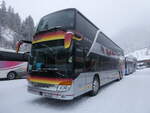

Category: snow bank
[1, 26, 15, 42]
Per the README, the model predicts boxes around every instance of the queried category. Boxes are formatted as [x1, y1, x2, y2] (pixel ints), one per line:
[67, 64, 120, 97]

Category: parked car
[0, 61, 27, 80]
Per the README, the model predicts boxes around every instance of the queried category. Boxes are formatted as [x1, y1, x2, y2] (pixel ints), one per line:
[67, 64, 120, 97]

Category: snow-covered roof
[127, 48, 150, 61]
[0, 47, 15, 52]
[0, 47, 27, 54]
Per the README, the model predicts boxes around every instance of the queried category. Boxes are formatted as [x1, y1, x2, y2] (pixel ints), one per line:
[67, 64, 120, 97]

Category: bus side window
[99, 56, 103, 71]
[85, 56, 92, 71]
[102, 56, 110, 70]
[85, 54, 97, 72]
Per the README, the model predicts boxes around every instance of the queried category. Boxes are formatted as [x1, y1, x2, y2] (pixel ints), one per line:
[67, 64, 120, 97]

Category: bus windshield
[29, 40, 73, 77]
[36, 10, 75, 33]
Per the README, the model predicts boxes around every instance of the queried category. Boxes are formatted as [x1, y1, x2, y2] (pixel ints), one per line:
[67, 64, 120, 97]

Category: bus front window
[36, 10, 75, 33]
[29, 39, 73, 77]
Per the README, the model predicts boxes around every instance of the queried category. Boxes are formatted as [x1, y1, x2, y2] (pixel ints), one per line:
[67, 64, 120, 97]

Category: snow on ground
[0, 68, 150, 113]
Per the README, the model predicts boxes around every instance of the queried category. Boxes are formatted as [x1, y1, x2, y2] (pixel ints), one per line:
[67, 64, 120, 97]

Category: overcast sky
[4, 0, 150, 38]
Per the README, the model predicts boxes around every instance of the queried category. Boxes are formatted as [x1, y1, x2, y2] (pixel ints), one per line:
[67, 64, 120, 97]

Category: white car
[0, 61, 27, 80]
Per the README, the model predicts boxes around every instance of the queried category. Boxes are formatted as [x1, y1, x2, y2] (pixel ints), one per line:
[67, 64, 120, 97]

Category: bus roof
[42, 8, 99, 30]
[41, 8, 123, 55]
[101, 32, 124, 53]
[0, 51, 28, 61]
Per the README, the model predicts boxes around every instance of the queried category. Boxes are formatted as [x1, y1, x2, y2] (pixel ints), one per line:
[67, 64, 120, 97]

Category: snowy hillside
[127, 48, 150, 61]
[0, 26, 31, 53]
[0, 27, 28, 53]
[1, 26, 15, 42]
[0, 26, 16, 49]
[113, 25, 150, 53]
[0, 1, 34, 51]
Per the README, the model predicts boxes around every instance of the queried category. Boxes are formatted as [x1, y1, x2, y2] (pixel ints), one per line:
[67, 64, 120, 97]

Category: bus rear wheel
[7, 72, 16, 80]
[89, 76, 100, 96]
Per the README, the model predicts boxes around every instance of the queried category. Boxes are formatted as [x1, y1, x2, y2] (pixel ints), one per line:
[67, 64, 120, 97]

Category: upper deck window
[36, 10, 75, 33]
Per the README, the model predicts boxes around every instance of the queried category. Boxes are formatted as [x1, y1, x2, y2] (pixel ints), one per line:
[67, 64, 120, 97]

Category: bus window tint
[76, 12, 97, 42]
[37, 10, 75, 33]
[75, 42, 84, 73]
[85, 54, 97, 72]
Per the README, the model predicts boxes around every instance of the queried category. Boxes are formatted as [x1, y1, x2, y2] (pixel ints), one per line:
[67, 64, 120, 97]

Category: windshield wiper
[37, 26, 66, 35]
[38, 43, 55, 57]
[47, 26, 66, 32]
[39, 67, 65, 77]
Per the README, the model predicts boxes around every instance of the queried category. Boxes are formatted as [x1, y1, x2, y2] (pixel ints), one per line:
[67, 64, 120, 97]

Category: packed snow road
[0, 68, 150, 113]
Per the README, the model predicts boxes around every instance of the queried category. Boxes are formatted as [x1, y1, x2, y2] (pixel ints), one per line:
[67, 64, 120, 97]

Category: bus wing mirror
[16, 41, 23, 53]
[64, 31, 74, 48]
[16, 40, 32, 53]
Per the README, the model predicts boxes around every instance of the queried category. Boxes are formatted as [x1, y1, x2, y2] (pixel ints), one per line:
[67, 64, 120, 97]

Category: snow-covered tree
[0, 1, 35, 51]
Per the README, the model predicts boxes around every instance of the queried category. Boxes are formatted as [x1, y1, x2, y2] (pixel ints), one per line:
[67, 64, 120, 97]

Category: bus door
[74, 47, 86, 95]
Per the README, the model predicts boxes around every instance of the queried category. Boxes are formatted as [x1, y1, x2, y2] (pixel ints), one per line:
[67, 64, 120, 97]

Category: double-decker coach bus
[0, 50, 28, 79]
[16, 8, 124, 100]
[125, 56, 137, 75]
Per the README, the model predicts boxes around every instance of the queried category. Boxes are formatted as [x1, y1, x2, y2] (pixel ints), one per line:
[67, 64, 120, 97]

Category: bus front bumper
[28, 86, 74, 100]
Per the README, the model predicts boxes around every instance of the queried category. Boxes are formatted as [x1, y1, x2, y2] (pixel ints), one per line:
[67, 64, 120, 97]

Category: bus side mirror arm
[16, 40, 32, 53]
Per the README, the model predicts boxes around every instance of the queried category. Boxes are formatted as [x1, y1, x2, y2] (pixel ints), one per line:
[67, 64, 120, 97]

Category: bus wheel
[89, 76, 100, 96]
[7, 72, 16, 80]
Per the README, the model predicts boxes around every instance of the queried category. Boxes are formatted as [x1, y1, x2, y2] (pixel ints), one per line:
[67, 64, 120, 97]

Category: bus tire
[89, 76, 100, 96]
[7, 72, 17, 80]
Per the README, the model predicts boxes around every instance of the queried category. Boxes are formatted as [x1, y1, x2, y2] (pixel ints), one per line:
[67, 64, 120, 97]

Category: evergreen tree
[20, 16, 34, 51]
[21, 16, 35, 41]
[0, 1, 35, 51]
[0, 0, 7, 26]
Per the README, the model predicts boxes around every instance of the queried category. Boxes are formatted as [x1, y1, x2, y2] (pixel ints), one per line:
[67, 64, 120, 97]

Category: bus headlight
[57, 85, 71, 92]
